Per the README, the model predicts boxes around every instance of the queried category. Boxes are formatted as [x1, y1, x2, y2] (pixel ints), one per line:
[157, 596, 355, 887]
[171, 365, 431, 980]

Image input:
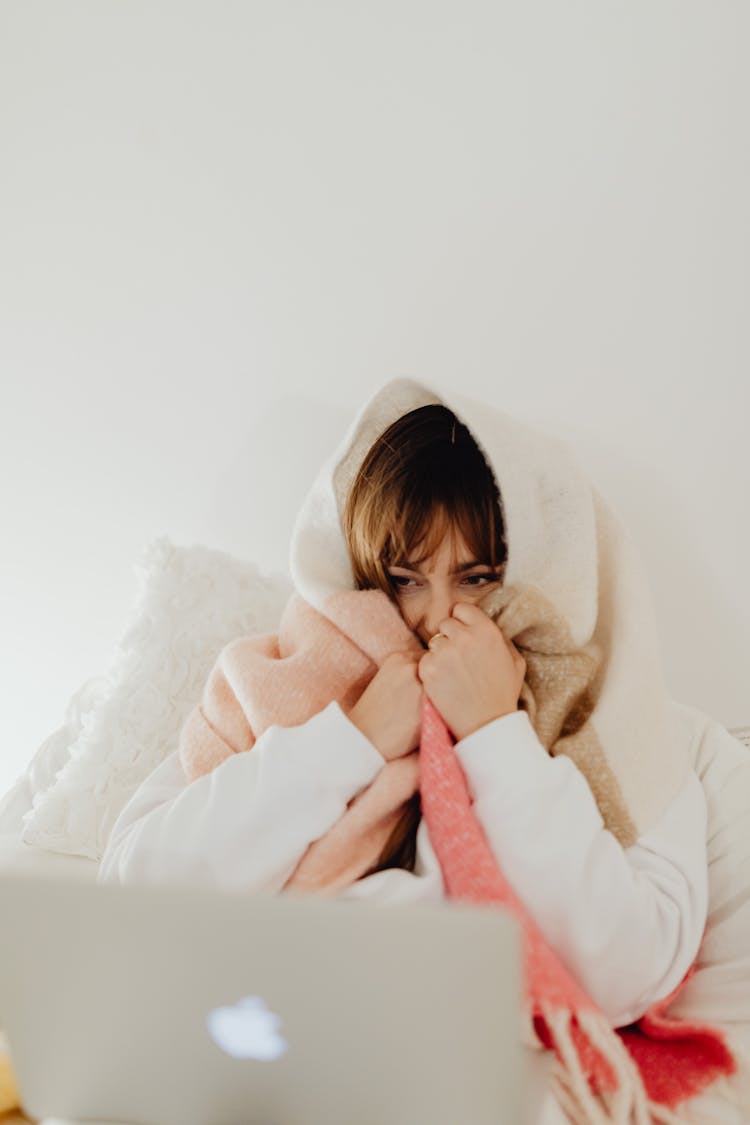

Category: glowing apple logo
[206, 995, 289, 1061]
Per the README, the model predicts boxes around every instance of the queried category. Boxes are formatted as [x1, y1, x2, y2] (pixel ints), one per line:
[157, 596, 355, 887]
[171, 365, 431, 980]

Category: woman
[98, 388, 708, 1041]
[99, 378, 726, 1119]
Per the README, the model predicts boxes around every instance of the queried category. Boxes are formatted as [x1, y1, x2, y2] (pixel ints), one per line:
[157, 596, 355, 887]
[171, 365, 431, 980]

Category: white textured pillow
[0, 673, 110, 837]
[21, 536, 292, 860]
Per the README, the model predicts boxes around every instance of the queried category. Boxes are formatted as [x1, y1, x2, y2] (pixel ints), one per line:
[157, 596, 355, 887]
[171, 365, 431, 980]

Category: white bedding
[0, 776, 97, 881]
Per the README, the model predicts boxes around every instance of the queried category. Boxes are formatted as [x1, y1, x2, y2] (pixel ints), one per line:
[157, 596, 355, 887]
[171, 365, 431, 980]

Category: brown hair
[341, 403, 507, 877]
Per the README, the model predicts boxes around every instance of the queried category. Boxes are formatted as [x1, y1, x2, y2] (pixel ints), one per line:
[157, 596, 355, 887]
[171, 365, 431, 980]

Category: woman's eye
[462, 573, 498, 587]
[389, 572, 499, 590]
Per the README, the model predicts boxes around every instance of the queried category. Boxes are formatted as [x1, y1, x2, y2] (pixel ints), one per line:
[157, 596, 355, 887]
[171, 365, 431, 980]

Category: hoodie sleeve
[452, 708, 708, 1029]
[96, 701, 386, 891]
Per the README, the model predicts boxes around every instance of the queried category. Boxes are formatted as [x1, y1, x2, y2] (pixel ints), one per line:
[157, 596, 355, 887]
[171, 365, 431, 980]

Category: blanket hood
[293, 376, 613, 649]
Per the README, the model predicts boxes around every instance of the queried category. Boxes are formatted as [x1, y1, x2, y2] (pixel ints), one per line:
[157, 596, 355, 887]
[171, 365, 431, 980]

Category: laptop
[0, 871, 524, 1125]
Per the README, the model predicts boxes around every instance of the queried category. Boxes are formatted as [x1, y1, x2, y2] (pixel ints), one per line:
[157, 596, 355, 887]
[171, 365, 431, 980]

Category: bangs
[386, 493, 501, 570]
[384, 435, 504, 569]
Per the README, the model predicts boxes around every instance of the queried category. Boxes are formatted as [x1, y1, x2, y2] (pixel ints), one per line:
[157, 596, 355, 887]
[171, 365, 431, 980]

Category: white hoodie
[97, 377, 709, 1033]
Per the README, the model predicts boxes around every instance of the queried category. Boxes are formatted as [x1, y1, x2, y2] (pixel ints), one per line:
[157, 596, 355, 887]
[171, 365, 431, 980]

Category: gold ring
[427, 632, 449, 651]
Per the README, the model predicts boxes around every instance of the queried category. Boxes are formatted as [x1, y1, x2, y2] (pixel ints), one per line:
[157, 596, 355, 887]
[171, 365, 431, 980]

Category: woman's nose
[424, 591, 459, 637]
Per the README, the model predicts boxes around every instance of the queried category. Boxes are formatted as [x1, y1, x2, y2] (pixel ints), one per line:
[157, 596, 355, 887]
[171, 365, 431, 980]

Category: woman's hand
[418, 603, 526, 742]
[347, 651, 424, 762]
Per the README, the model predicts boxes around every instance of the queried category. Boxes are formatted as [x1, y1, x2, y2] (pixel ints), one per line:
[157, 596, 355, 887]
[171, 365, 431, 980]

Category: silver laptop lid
[0, 872, 522, 1125]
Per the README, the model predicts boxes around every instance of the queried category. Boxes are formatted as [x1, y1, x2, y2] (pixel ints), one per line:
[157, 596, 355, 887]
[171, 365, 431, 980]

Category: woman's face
[386, 530, 503, 648]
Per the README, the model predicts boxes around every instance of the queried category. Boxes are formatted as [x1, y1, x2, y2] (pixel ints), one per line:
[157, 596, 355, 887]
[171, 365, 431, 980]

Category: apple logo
[206, 995, 289, 1061]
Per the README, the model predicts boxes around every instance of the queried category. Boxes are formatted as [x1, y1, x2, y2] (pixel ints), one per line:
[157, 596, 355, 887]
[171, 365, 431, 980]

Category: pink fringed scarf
[418, 692, 735, 1125]
[179, 586, 735, 1125]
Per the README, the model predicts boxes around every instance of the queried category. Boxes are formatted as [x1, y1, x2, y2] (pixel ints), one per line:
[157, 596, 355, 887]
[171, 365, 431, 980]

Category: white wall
[1, 1, 748, 797]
